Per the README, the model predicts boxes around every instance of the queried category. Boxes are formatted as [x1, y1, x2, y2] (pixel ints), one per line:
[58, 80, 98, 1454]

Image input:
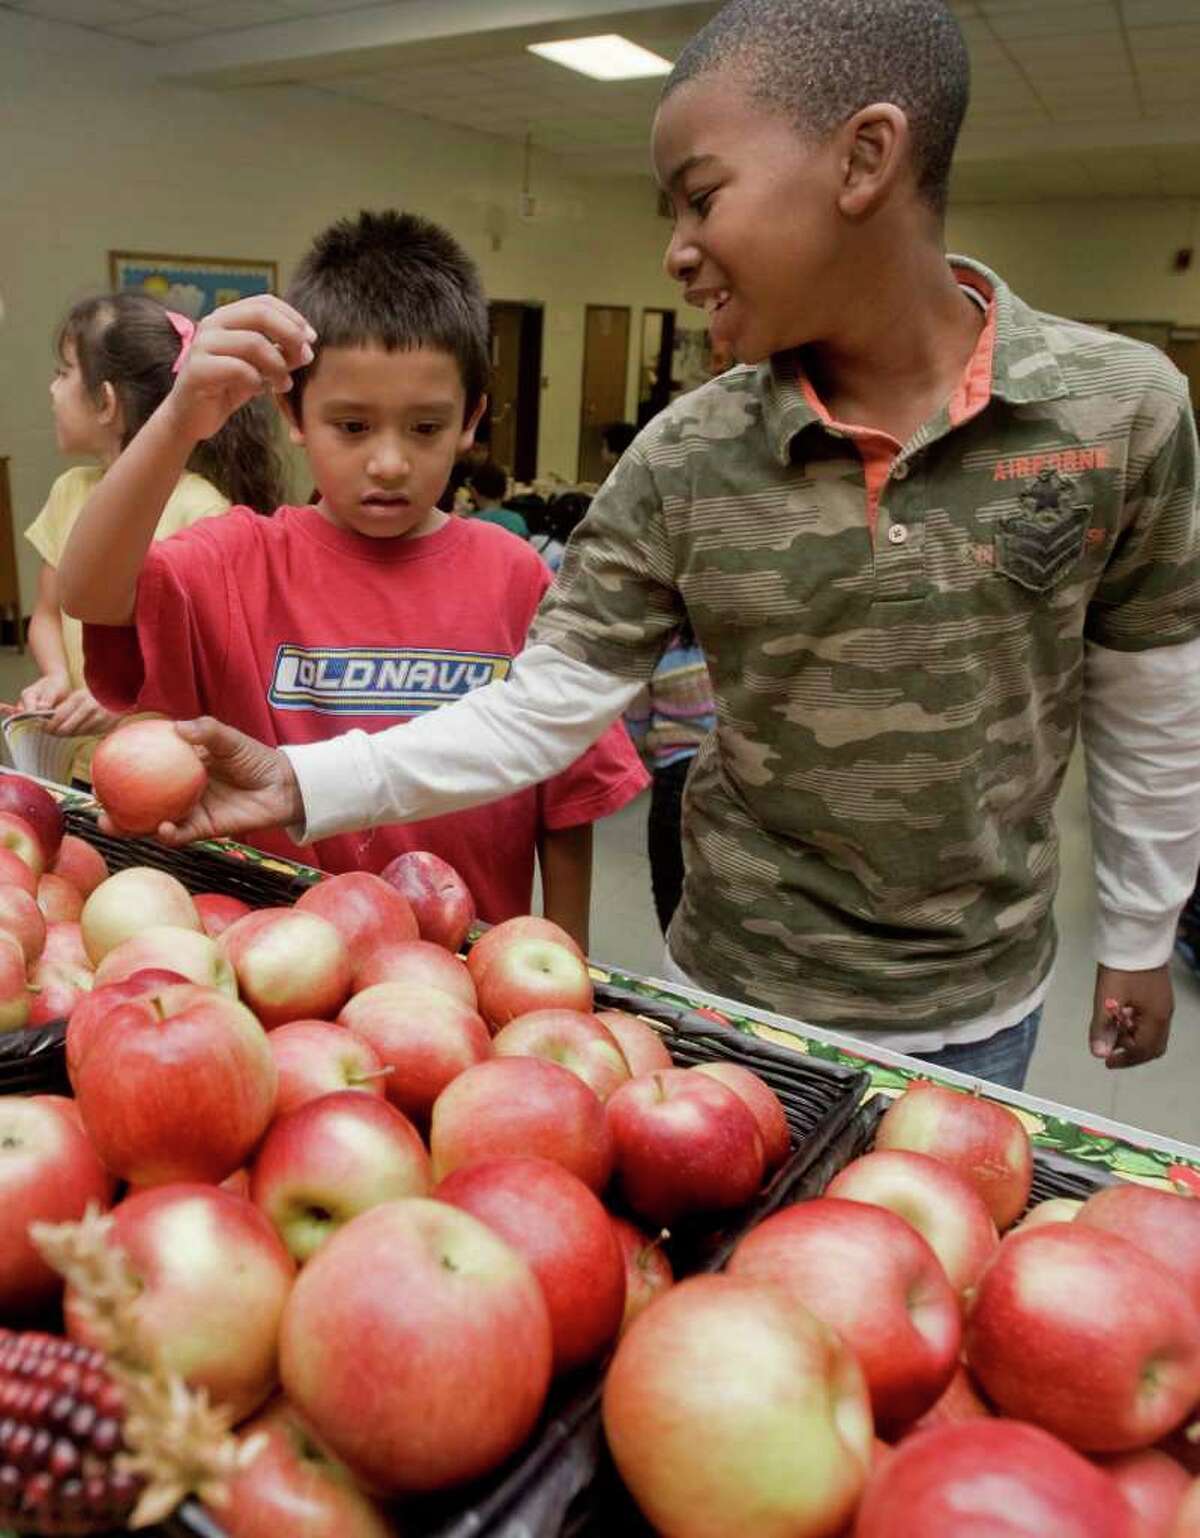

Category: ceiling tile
[9, 0, 156, 22]
[108, 11, 208, 41]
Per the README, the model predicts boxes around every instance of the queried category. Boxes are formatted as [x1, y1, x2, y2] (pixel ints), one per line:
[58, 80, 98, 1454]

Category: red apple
[379, 850, 475, 952]
[295, 871, 418, 971]
[729, 1196, 961, 1432]
[595, 1008, 672, 1075]
[0, 933, 30, 1031]
[476, 938, 593, 1027]
[65, 967, 188, 1081]
[27, 920, 94, 1028]
[81, 865, 201, 963]
[268, 1019, 388, 1117]
[0, 883, 46, 965]
[0, 1095, 115, 1315]
[94, 924, 237, 995]
[194, 891, 252, 937]
[0, 847, 39, 897]
[65, 1184, 295, 1422]
[1077, 1183, 1200, 1314]
[36, 871, 83, 923]
[33, 1092, 86, 1133]
[431, 1055, 612, 1191]
[219, 908, 352, 1028]
[91, 718, 207, 834]
[51, 834, 108, 898]
[1014, 1196, 1083, 1232]
[853, 1420, 1143, 1538]
[899, 1363, 993, 1439]
[1176, 1479, 1200, 1536]
[605, 1067, 764, 1226]
[352, 938, 477, 1007]
[0, 811, 45, 877]
[603, 1274, 873, 1538]
[827, 1149, 999, 1295]
[279, 1198, 553, 1494]
[251, 1090, 431, 1262]
[694, 1060, 791, 1171]
[436, 1155, 626, 1373]
[1099, 1448, 1191, 1538]
[491, 1008, 631, 1100]
[338, 982, 491, 1127]
[466, 916, 584, 988]
[0, 771, 63, 864]
[74, 982, 278, 1185]
[965, 1224, 1200, 1452]
[611, 1215, 673, 1330]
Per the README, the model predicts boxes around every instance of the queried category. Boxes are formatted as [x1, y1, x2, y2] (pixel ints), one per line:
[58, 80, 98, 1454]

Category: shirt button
[888, 523, 909, 545]
[893, 460, 910, 481]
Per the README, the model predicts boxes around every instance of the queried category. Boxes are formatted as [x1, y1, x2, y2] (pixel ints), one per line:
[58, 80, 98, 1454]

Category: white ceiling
[5, 0, 1200, 200]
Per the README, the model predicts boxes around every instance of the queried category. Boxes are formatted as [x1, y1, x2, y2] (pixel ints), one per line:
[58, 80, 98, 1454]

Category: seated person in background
[57, 209, 648, 949]
[529, 491, 591, 574]
[464, 459, 530, 538]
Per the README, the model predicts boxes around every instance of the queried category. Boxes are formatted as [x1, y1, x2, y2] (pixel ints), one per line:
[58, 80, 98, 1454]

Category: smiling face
[287, 344, 484, 540]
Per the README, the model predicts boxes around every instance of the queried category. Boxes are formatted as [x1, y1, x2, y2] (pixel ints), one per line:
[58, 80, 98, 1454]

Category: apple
[379, 850, 475, 953]
[0, 811, 46, 877]
[0, 771, 64, 864]
[875, 1080, 1034, 1231]
[729, 1196, 961, 1432]
[853, 1420, 1143, 1538]
[194, 891, 252, 937]
[899, 1363, 993, 1439]
[1099, 1448, 1191, 1538]
[1014, 1196, 1083, 1232]
[213, 1398, 401, 1538]
[1176, 1479, 1200, 1537]
[74, 982, 278, 1185]
[965, 1224, 1200, 1452]
[611, 1215, 673, 1331]
[465, 916, 584, 988]
[431, 1056, 612, 1192]
[65, 1183, 295, 1422]
[36, 871, 83, 923]
[295, 870, 419, 971]
[595, 1008, 673, 1075]
[0, 1095, 115, 1315]
[51, 833, 109, 898]
[81, 865, 202, 964]
[219, 908, 352, 1028]
[436, 1155, 626, 1373]
[94, 924, 237, 996]
[0, 847, 39, 898]
[827, 1149, 999, 1295]
[0, 882, 46, 965]
[352, 938, 477, 1007]
[603, 1273, 873, 1538]
[0, 933, 30, 1031]
[694, 1060, 791, 1171]
[605, 1067, 764, 1226]
[268, 1019, 389, 1117]
[1076, 1183, 1200, 1314]
[476, 938, 593, 1027]
[91, 718, 207, 834]
[491, 1008, 631, 1101]
[279, 1198, 553, 1494]
[27, 920, 94, 1028]
[65, 967, 188, 1081]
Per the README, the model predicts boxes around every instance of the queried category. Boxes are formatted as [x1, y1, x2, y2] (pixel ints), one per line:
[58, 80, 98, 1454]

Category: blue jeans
[910, 1007, 1042, 1092]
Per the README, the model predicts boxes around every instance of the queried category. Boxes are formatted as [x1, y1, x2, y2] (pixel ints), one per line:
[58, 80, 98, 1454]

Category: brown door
[578, 305, 631, 483]
[486, 302, 543, 484]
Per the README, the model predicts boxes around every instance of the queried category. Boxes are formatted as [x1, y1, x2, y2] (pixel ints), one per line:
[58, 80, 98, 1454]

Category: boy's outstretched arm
[538, 824, 593, 953]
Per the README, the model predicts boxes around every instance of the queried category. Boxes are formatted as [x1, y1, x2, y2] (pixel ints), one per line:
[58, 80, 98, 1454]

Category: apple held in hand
[27, 920, 94, 1028]
[279, 1198, 553, 1495]
[194, 892, 251, 938]
[268, 1019, 388, 1116]
[295, 871, 418, 971]
[603, 1274, 873, 1538]
[218, 908, 352, 1028]
[65, 967, 188, 1082]
[694, 1060, 791, 1171]
[466, 916, 583, 989]
[91, 718, 207, 835]
[81, 865, 201, 964]
[0, 771, 63, 865]
[595, 1008, 672, 1076]
[379, 850, 476, 953]
[1076, 1182, 1200, 1313]
[94, 924, 237, 996]
[352, 938, 477, 1007]
[611, 1215, 673, 1331]
[491, 1008, 630, 1101]
[476, 938, 594, 1028]
[50, 833, 108, 898]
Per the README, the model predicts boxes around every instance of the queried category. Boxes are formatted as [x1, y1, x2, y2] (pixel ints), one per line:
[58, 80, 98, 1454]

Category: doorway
[637, 308, 676, 428]
[486, 302, 543, 484]
[578, 305, 631, 484]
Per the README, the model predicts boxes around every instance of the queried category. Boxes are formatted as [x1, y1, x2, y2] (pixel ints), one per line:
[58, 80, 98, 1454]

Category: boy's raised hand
[164, 296, 316, 443]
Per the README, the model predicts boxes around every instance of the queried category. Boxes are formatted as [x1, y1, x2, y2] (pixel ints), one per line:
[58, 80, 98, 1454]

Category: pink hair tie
[166, 309, 196, 374]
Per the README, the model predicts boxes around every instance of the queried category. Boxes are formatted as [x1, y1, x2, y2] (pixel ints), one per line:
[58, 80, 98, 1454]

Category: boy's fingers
[193, 331, 303, 388]
[202, 294, 315, 344]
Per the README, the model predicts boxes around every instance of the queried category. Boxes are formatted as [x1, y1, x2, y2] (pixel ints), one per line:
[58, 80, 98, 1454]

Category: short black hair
[286, 209, 489, 419]
[665, 0, 970, 215]
[468, 460, 508, 502]
[602, 421, 637, 456]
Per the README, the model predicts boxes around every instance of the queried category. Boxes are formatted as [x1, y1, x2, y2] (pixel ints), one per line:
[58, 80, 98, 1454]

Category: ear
[836, 104, 910, 218]
[458, 395, 488, 455]
[276, 391, 304, 447]
[96, 381, 122, 431]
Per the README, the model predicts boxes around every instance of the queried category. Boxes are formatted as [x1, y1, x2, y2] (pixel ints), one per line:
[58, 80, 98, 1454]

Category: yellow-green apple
[611, 1215, 673, 1331]
[51, 833, 108, 897]
[65, 1183, 295, 1422]
[0, 811, 45, 877]
[81, 866, 201, 964]
[875, 1081, 1034, 1231]
[36, 871, 83, 923]
[430, 1056, 612, 1191]
[28, 920, 94, 1028]
[435, 1155, 626, 1374]
[338, 982, 490, 1128]
[965, 1224, 1200, 1452]
[0, 771, 64, 864]
[268, 1019, 388, 1117]
[91, 718, 207, 835]
[64, 968, 188, 1081]
[465, 916, 583, 988]
[827, 1149, 999, 1295]
[605, 1067, 764, 1226]
[1013, 1196, 1083, 1233]
[476, 938, 593, 1028]
[0, 1095, 115, 1315]
[295, 871, 418, 971]
[729, 1196, 961, 1432]
[212, 1398, 402, 1538]
[352, 938, 477, 1007]
[0, 847, 39, 897]
[278, 1198, 553, 1494]
[595, 1008, 672, 1076]
[1175, 1478, 1200, 1536]
[0, 883, 46, 965]
[491, 1008, 631, 1100]
[1099, 1448, 1191, 1538]
[73, 982, 278, 1185]
[0, 932, 30, 1030]
[218, 908, 352, 1028]
[194, 891, 251, 938]
[898, 1364, 992, 1439]
[251, 1091, 431, 1262]
[94, 924, 237, 996]
[379, 850, 475, 953]
[603, 1273, 873, 1538]
[1076, 1183, 1200, 1313]
[694, 1060, 791, 1171]
[853, 1420, 1143, 1538]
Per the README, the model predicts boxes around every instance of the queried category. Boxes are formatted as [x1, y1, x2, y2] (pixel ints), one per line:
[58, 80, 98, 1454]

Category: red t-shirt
[84, 506, 648, 922]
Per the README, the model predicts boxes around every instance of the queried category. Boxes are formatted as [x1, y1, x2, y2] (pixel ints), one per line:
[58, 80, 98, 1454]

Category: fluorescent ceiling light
[527, 34, 672, 81]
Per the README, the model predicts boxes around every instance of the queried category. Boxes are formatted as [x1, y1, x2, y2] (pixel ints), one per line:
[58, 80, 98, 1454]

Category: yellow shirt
[24, 465, 229, 778]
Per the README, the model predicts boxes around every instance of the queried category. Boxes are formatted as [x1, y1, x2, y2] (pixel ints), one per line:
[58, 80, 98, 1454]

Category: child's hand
[18, 671, 70, 713]
[142, 717, 304, 847]
[164, 296, 316, 443]
[46, 689, 121, 738]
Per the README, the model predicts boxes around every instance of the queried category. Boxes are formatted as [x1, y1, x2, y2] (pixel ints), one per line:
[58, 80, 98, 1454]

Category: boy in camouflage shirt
[162, 0, 1200, 1091]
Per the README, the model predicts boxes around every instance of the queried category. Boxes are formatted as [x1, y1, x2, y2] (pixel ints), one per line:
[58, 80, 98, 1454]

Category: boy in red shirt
[59, 210, 646, 947]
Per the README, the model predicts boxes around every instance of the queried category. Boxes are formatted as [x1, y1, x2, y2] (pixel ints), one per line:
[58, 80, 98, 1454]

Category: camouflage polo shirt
[532, 259, 1200, 1031]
